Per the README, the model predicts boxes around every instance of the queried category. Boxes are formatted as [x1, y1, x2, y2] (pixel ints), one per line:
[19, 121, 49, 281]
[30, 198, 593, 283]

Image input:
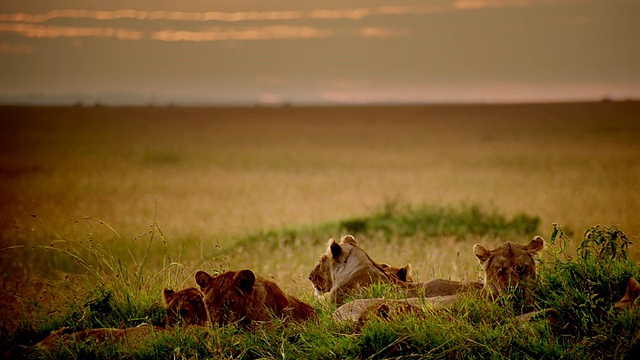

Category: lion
[418, 278, 484, 297]
[195, 269, 317, 327]
[473, 236, 545, 299]
[613, 277, 640, 310]
[332, 296, 459, 325]
[309, 235, 482, 304]
[34, 324, 167, 353]
[163, 287, 208, 326]
[35, 287, 208, 352]
[309, 235, 415, 304]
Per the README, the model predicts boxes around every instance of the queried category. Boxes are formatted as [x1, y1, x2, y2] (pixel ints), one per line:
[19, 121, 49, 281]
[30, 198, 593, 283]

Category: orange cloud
[0, 2, 580, 26]
[0, 2, 570, 43]
[359, 27, 409, 39]
[151, 25, 335, 42]
[0, 23, 143, 40]
[0, 42, 36, 54]
[0, 21, 410, 42]
[0, 5, 452, 25]
[453, 0, 534, 10]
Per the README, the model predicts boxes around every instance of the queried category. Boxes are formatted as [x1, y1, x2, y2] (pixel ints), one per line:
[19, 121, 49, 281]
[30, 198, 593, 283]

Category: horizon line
[0, 97, 637, 108]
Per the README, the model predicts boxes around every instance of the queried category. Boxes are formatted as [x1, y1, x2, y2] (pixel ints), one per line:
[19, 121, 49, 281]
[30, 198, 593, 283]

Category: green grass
[215, 201, 540, 257]
[1, 209, 639, 359]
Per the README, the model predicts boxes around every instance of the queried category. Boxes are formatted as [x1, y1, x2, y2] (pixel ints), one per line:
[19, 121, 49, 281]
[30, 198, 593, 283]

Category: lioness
[473, 236, 545, 299]
[195, 269, 317, 327]
[35, 324, 166, 352]
[309, 235, 481, 304]
[333, 296, 459, 324]
[309, 235, 414, 304]
[613, 277, 640, 310]
[164, 287, 208, 326]
[36, 287, 208, 352]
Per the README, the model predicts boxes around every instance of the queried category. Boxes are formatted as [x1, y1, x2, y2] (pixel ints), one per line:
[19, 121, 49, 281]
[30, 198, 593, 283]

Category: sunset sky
[0, 0, 638, 104]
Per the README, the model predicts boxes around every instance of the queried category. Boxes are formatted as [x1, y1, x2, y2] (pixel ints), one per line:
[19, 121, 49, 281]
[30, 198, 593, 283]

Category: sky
[0, 0, 638, 105]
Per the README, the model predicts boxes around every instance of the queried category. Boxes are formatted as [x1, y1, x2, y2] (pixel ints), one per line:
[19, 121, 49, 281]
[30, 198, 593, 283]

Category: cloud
[0, 23, 143, 40]
[359, 27, 409, 38]
[0, 42, 35, 54]
[0, 1, 581, 43]
[452, 0, 534, 10]
[151, 25, 335, 42]
[0, 1, 583, 25]
[0, 22, 408, 42]
[0, 6, 445, 24]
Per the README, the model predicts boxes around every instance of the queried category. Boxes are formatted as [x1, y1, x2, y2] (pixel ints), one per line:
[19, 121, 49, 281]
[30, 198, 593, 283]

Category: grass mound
[219, 201, 540, 256]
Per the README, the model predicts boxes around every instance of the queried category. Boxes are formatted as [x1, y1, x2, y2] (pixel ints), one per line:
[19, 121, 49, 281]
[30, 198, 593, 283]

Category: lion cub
[195, 269, 317, 327]
[163, 287, 208, 326]
[35, 287, 208, 352]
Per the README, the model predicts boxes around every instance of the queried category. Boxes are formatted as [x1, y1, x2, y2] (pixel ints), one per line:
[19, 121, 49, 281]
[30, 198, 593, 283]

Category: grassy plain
[1, 102, 640, 358]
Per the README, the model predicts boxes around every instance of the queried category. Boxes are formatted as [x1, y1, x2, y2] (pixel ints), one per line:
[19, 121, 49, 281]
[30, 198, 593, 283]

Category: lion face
[473, 236, 544, 298]
[614, 278, 640, 310]
[163, 287, 208, 326]
[195, 270, 256, 327]
[308, 254, 332, 297]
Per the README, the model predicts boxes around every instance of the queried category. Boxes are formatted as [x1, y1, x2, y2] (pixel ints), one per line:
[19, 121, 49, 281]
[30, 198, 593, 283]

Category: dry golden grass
[1, 102, 639, 296]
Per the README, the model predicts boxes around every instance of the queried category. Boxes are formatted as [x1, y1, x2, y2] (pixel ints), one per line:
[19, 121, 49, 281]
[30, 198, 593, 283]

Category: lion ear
[330, 240, 342, 259]
[627, 278, 640, 300]
[163, 288, 175, 304]
[341, 235, 357, 245]
[235, 269, 256, 295]
[473, 244, 492, 263]
[376, 304, 391, 319]
[397, 264, 412, 282]
[524, 236, 545, 255]
[195, 271, 213, 289]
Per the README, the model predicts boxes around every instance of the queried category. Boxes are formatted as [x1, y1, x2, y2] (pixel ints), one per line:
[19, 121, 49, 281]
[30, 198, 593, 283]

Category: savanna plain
[1, 102, 639, 358]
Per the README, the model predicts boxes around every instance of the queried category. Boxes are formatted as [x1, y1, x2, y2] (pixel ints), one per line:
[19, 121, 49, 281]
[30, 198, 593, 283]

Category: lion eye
[518, 266, 529, 276]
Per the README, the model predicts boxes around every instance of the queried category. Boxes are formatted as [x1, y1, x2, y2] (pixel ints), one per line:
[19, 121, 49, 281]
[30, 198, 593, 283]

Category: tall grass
[1, 206, 638, 359]
[2, 104, 639, 256]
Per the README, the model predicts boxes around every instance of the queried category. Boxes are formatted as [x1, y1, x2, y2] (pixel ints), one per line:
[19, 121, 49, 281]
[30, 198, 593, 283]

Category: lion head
[308, 235, 412, 304]
[163, 287, 208, 326]
[473, 236, 544, 298]
[195, 269, 315, 327]
[308, 254, 332, 297]
[195, 269, 258, 327]
[379, 263, 413, 283]
[613, 278, 640, 310]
